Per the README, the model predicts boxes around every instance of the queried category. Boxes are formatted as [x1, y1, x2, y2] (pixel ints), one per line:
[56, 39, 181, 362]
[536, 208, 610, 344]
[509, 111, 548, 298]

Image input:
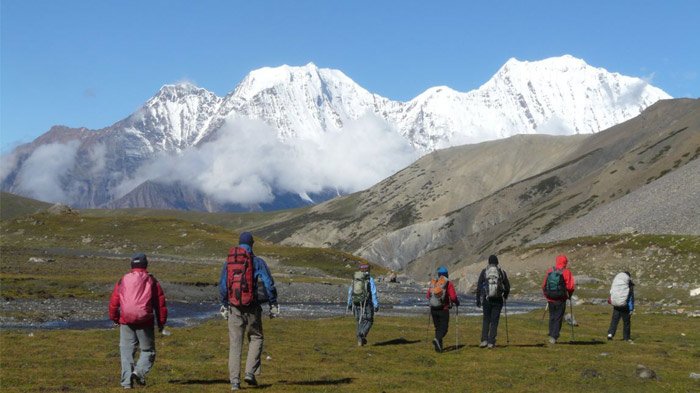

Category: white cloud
[115, 114, 418, 206]
[14, 141, 81, 203]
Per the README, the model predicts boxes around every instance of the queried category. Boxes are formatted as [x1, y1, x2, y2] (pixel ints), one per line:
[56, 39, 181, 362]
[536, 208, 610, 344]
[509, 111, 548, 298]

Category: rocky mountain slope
[1, 56, 670, 210]
[251, 99, 700, 278]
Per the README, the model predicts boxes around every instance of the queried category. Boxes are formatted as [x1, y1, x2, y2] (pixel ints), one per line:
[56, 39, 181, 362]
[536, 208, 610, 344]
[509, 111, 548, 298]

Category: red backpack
[119, 271, 155, 325]
[226, 246, 255, 306]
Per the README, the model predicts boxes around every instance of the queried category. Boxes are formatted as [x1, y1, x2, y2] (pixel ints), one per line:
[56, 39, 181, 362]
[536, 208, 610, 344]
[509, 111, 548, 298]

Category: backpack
[429, 276, 449, 308]
[119, 271, 155, 325]
[610, 272, 631, 307]
[544, 267, 567, 300]
[484, 265, 504, 300]
[226, 246, 256, 307]
[352, 271, 370, 305]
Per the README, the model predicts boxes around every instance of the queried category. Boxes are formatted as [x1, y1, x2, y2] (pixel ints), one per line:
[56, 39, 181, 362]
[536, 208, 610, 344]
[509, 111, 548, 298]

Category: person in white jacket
[607, 271, 635, 342]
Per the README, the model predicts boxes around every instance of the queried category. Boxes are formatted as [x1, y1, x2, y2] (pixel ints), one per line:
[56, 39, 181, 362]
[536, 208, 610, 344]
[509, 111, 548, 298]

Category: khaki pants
[228, 304, 263, 384]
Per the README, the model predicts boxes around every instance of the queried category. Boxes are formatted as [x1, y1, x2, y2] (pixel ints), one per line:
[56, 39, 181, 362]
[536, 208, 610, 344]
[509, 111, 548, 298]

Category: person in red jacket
[426, 266, 460, 353]
[541, 254, 575, 344]
[109, 253, 168, 389]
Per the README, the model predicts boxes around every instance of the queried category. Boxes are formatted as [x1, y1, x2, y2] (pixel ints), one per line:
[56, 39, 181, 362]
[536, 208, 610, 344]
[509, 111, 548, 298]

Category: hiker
[427, 266, 460, 352]
[476, 255, 511, 348]
[219, 232, 279, 391]
[541, 254, 575, 344]
[347, 263, 379, 346]
[607, 271, 635, 342]
[108, 253, 168, 389]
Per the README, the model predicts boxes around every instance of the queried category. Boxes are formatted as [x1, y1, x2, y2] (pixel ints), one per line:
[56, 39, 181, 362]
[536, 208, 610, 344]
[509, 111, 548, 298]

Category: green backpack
[352, 271, 370, 305]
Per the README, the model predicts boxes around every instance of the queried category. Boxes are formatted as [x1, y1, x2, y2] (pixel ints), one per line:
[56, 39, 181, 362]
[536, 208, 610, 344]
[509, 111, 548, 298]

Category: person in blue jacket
[347, 263, 379, 346]
[218, 232, 278, 391]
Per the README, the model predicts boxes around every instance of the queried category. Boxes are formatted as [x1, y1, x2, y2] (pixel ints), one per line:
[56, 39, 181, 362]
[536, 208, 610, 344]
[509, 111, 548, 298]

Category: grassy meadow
[1, 306, 699, 392]
[1, 203, 698, 392]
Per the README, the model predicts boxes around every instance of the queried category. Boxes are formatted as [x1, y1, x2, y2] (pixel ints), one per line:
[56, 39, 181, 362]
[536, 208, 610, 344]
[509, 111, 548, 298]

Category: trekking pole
[504, 299, 510, 344]
[568, 297, 576, 342]
[540, 303, 548, 335]
[455, 305, 459, 349]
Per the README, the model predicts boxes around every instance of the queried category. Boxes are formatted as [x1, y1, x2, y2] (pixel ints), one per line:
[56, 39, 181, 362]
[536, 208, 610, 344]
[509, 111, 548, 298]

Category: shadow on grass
[441, 344, 467, 352]
[500, 343, 546, 348]
[561, 340, 606, 346]
[373, 338, 421, 346]
[279, 377, 353, 386]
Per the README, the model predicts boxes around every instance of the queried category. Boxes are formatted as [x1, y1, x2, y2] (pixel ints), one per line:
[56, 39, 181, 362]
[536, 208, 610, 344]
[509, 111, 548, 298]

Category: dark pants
[608, 306, 631, 340]
[548, 301, 566, 340]
[353, 302, 374, 339]
[431, 308, 450, 346]
[481, 300, 503, 345]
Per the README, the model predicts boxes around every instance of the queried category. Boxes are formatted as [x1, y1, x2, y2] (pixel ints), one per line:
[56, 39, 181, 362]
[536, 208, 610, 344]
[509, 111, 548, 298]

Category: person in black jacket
[476, 255, 511, 348]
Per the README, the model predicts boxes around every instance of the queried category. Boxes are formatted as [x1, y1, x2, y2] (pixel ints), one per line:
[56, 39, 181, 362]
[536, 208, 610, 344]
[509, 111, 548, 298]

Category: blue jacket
[347, 275, 379, 309]
[627, 286, 635, 312]
[219, 244, 277, 306]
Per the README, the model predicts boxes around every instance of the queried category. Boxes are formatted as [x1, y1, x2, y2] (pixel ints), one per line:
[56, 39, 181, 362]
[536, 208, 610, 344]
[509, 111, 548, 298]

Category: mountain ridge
[1, 55, 672, 210]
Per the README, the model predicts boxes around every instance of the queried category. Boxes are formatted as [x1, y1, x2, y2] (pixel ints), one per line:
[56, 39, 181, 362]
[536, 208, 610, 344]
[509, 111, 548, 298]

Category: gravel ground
[532, 159, 700, 244]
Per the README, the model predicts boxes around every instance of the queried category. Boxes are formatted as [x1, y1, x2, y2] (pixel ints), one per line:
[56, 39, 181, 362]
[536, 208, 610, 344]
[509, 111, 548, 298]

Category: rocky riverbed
[0, 277, 542, 330]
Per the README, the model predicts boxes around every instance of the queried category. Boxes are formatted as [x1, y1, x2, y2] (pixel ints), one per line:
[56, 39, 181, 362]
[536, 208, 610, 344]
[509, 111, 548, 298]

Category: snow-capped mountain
[0, 55, 672, 210]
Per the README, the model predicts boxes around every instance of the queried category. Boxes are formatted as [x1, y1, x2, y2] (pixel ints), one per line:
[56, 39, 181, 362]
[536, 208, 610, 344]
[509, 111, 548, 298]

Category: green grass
[0, 213, 382, 300]
[1, 306, 698, 392]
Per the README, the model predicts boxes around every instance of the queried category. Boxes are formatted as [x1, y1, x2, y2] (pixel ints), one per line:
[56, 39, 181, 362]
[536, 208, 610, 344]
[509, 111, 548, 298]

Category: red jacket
[109, 268, 168, 328]
[426, 279, 460, 310]
[542, 255, 576, 302]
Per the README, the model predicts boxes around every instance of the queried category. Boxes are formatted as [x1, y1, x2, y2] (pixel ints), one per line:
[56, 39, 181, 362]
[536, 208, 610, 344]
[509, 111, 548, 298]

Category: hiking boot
[358, 337, 364, 346]
[361, 337, 367, 346]
[231, 382, 241, 390]
[607, 334, 613, 340]
[432, 338, 442, 353]
[130, 372, 145, 386]
[487, 343, 495, 349]
[244, 373, 257, 386]
[479, 341, 488, 348]
[548, 337, 557, 345]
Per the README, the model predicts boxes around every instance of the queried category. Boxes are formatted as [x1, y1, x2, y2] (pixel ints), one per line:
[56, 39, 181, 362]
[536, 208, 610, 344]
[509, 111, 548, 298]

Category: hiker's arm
[218, 262, 229, 306]
[108, 281, 121, 323]
[154, 280, 168, 328]
[476, 270, 484, 300]
[502, 270, 511, 299]
[628, 287, 635, 312]
[254, 257, 277, 305]
[448, 282, 459, 306]
[564, 269, 575, 295]
[370, 278, 379, 309]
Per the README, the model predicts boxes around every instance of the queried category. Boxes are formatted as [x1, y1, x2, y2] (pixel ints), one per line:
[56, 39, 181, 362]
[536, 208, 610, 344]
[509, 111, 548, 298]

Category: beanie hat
[437, 266, 448, 277]
[488, 255, 499, 265]
[131, 253, 148, 268]
[239, 232, 254, 246]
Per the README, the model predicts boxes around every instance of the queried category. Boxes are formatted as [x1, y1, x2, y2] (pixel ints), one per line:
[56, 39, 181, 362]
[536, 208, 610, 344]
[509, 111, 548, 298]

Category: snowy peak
[128, 82, 223, 150]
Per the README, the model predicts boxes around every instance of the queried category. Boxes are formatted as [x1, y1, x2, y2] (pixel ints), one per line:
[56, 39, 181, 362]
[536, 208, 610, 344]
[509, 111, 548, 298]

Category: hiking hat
[437, 266, 448, 277]
[239, 232, 255, 246]
[131, 253, 148, 268]
[555, 254, 568, 267]
[488, 255, 499, 265]
[359, 263, 370, 271]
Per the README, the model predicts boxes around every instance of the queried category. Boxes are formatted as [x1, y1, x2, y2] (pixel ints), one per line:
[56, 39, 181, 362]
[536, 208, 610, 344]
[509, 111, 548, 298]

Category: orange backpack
[429, 276, 449, 308]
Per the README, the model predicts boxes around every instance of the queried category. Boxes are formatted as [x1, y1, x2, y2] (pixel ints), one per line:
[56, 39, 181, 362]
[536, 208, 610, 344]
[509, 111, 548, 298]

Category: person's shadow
[373, 338, 421, 346]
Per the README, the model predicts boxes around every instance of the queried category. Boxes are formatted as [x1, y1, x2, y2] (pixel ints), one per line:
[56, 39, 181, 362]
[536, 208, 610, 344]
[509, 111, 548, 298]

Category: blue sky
[1, 1, 698, 153]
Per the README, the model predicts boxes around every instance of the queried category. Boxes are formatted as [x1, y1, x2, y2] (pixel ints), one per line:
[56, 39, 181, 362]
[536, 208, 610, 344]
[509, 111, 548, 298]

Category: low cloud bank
[115, 114, 418, 206]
